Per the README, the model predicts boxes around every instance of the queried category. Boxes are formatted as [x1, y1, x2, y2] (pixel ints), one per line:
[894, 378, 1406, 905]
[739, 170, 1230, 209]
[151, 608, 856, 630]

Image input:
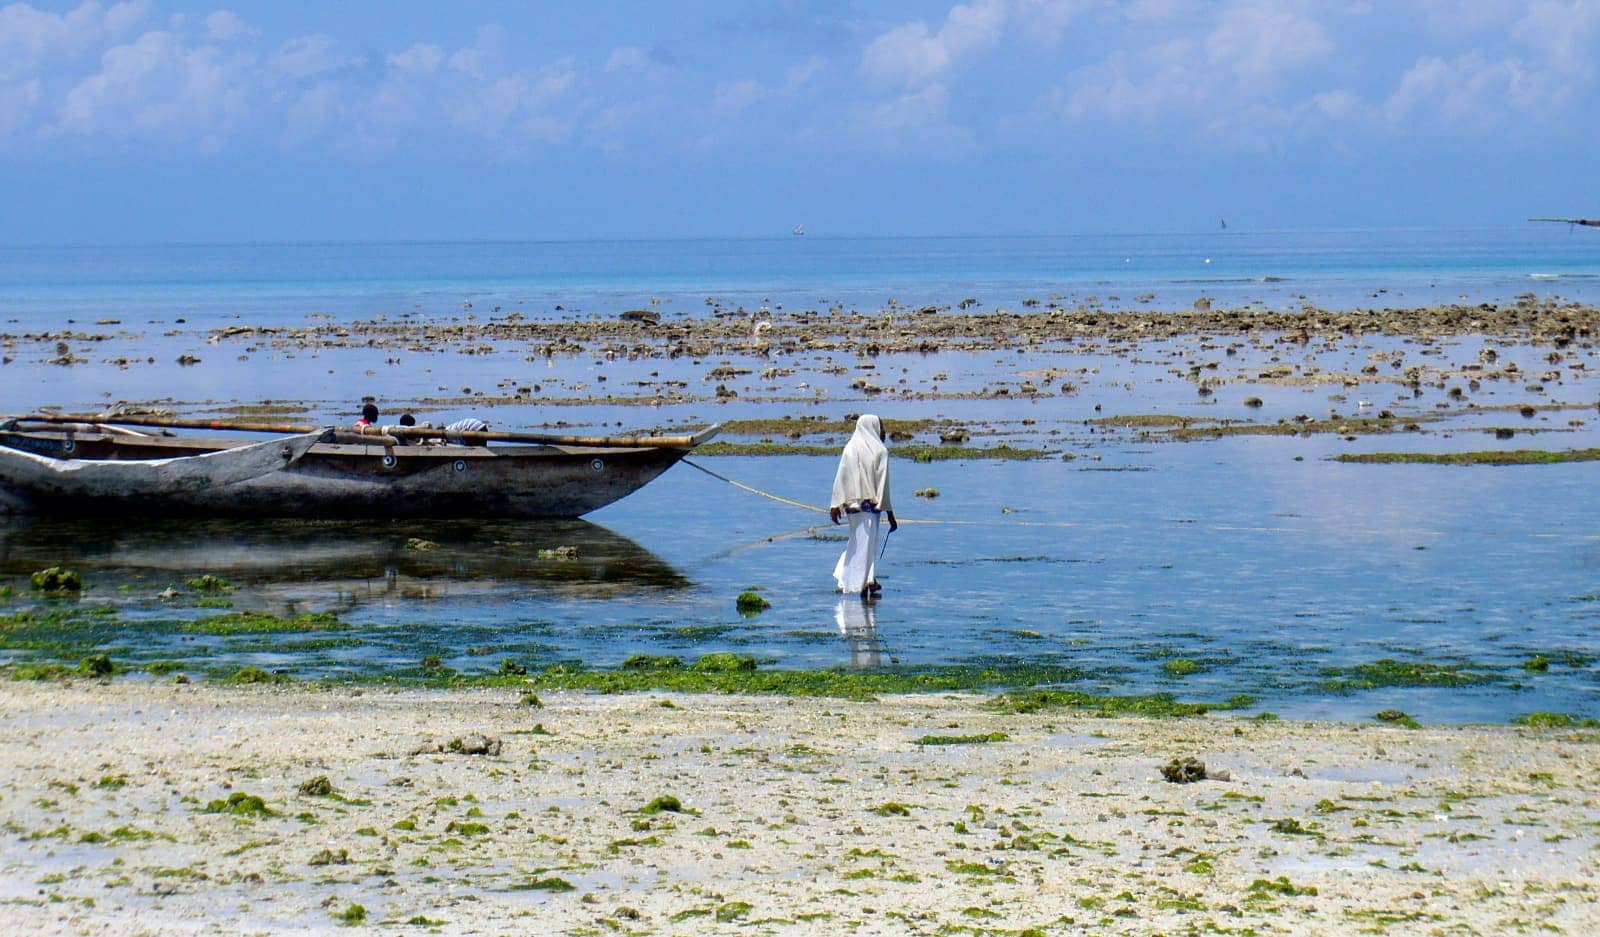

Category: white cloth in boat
[444, 418, 489, 444]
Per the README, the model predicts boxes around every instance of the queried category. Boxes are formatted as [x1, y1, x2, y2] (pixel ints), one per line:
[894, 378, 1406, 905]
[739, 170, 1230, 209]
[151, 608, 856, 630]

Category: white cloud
[448, 62, 578, 143]
[1513, 0, 1600, 78]
[1012, 0, 1092, 40]
[860, 0, 1007, 88]
[606, 46, 656, 74]
[1047, 2, 1355, 149]
[386, 43, 446, 76]
[205, 10, 256, 42]
[449, 24, 506, 79]
[269, 34, 341, 79]
[0, 0, 150, 80]
[0, 78, 42, 135]
[786, 56, 826, 89]
[1384, 51, 1560, 131]
[1203, 2, 1334, 85]
[712, 79, 767, 118]
[53, 28, 252, 151]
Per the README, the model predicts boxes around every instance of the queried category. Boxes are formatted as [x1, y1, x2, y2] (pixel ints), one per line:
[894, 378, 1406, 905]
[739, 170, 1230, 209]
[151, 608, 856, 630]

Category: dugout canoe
[0, 417, 719, 519]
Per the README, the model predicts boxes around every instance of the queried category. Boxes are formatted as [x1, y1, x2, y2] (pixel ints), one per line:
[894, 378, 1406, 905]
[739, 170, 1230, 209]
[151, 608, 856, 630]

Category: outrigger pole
[8, 412, 716, 449]
[1529, 217, 1600, 227]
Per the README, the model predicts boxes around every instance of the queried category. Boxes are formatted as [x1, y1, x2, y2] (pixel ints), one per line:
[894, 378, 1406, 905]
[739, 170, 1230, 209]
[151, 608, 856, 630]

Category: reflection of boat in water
[0, 415, 718, 519]
[0, 517, 688, 600]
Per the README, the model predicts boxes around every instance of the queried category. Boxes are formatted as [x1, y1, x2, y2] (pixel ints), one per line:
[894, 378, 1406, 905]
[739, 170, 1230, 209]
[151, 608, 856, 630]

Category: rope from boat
[680, 458, 1468, 539]
[681, 458, 829, 513]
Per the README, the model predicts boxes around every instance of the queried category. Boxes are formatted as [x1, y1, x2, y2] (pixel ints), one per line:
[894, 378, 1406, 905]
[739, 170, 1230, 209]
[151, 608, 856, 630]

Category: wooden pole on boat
[11, 413, 326, 434]
[9, 413, 715, 449]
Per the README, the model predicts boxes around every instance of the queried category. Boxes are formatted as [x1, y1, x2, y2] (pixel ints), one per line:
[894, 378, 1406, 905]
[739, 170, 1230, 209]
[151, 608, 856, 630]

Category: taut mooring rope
[681, 458, 829, 514]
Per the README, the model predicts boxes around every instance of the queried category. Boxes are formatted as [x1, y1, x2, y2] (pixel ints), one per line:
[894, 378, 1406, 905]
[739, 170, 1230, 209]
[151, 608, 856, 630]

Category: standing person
[829, 414, 898, 597]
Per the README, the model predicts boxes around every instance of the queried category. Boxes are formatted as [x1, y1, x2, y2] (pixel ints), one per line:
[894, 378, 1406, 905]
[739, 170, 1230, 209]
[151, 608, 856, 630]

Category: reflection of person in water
[834, 597, 884, 668]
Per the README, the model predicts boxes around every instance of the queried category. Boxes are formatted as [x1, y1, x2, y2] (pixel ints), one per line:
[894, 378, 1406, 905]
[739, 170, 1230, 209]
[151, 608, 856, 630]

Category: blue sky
[2, 0, 1597, 242]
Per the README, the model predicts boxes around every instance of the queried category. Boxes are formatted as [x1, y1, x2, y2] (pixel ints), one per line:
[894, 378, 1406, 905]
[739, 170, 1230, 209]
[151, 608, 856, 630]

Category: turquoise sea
[4, 225, 1600, 328]
[2, 226, 1599, 723]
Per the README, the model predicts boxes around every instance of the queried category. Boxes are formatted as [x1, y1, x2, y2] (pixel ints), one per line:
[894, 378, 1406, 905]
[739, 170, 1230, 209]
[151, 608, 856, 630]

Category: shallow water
[2, 442, 1596, 724]
[4, 229, 1600, 723]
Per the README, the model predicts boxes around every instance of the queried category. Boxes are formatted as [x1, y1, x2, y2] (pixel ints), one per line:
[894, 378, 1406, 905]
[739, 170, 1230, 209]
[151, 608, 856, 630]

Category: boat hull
[0, 431, 696, 519]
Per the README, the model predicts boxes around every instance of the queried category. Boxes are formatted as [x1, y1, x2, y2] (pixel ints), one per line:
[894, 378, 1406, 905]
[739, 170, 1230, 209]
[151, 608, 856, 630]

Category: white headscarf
[831, 414, 892, 512]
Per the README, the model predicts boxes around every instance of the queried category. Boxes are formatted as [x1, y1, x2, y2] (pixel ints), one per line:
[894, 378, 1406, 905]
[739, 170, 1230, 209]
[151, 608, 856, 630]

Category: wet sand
[1, 680, 1596, 935]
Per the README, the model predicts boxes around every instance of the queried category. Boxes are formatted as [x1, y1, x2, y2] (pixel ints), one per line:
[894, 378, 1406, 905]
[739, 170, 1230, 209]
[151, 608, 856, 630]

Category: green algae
[623, 654, 683, 670]
[184, 611, 347, 635]
[75, 654, 113, 677]
[1513, 712, 1600, 728]
[1161, 757, 1207, 783]
[913, 732, 1008, 745]
[6, 662, 74, 681]
[203, 792, 275, 818]
[1335, 447, 1600, 466]
[29, 567, 82, 593]
[1373, 709, 1421, 729]
[224, 665, 291, 685]
[1321, 658, 1494, 693]
[298, 776, 334, 796]
[509, 876, 575, 892]
[691, 652, 758, 673]
[487, 655, 1111, 699]
[1090, 414, 1194, 428]
[989, 689, 1250, 718]
[184, 575, 234, 595]
[715, 901, 753, 922]
[736, 590, 771, 614]
[1162, 659, 1202, 677]
[639, 795, 684, 815]
[1173, 416, 1406, 441]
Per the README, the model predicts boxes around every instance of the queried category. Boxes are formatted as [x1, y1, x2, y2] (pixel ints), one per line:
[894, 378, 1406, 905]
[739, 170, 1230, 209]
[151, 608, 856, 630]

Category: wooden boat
[0, 415, 718, 519]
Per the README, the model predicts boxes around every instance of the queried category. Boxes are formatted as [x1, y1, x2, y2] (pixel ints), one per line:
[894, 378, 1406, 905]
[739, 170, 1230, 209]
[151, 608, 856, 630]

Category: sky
[2, 0, 1598, 243]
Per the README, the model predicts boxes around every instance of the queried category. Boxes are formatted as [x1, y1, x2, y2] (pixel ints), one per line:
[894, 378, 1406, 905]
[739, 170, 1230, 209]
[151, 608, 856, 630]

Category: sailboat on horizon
[792, 224, 805, 236]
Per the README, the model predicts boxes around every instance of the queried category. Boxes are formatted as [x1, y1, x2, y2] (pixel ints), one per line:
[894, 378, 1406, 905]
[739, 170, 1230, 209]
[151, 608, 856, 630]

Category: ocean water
[2, 227, 1599, 722]
[3, 226, 1599, 329]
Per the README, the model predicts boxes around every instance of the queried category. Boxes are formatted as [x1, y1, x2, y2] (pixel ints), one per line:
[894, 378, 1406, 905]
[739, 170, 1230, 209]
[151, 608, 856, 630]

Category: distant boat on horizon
[1530, 216, 1600, 228]
[792, 224, 804, 236]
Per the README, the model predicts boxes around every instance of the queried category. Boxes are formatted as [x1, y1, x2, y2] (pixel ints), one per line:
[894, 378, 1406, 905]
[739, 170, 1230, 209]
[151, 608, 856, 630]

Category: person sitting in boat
[355, 402, 379, 428]
[394, 412, 418, 446]
[444, 417, 490, 445]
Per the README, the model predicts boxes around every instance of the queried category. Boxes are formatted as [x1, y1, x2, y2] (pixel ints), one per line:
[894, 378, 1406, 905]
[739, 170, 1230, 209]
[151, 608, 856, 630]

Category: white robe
[833, 510, 880, 593]
[831, 415, 892, 593]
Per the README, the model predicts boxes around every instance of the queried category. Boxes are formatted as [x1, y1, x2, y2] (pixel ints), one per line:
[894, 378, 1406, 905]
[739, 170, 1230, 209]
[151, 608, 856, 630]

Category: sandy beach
[1, 680, 1595, 935]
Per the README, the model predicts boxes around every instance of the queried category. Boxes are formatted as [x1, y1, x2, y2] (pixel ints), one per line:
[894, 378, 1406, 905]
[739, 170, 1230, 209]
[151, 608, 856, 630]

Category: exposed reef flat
[0, 680, 1595, 935]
